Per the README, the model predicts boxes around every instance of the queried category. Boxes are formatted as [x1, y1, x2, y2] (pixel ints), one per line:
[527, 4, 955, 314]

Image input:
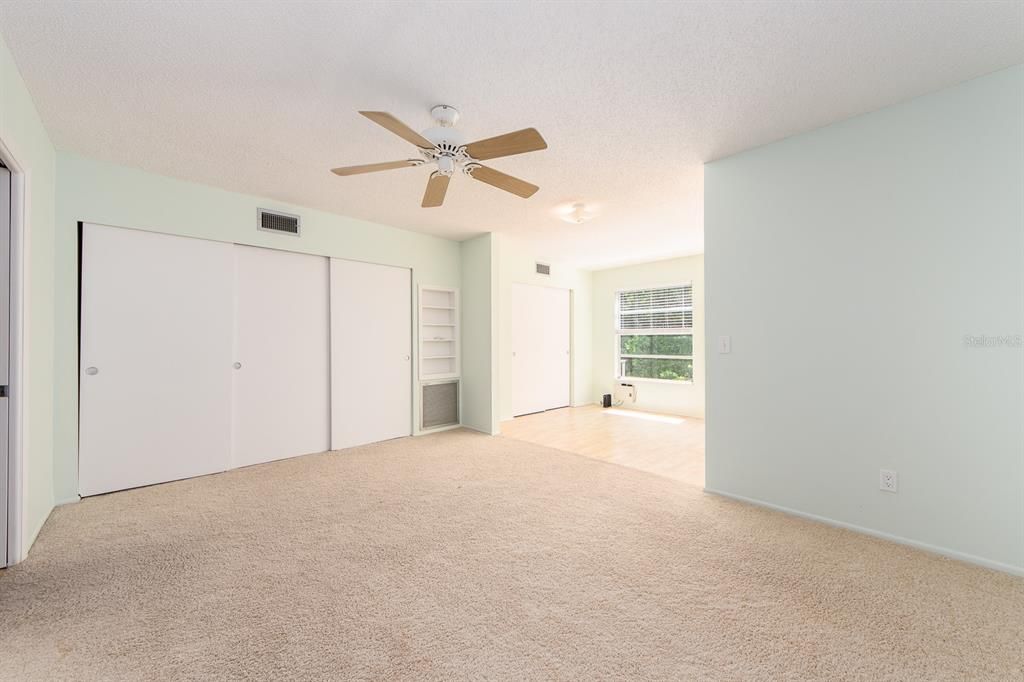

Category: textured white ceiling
[1, 1, 1022, 268]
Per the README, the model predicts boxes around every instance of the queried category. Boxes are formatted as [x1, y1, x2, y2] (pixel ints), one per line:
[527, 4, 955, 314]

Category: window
[616, 285, 693, 382]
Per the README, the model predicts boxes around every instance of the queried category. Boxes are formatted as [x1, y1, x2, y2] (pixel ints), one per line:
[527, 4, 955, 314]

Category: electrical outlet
[879, 469, 898, 493]
[718, 335, 732, 354]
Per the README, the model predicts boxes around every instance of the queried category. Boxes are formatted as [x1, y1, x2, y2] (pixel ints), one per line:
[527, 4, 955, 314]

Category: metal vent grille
[257, 209, 300, 236]
[535, 262, 551, 276]
[422, 381, 459, 429]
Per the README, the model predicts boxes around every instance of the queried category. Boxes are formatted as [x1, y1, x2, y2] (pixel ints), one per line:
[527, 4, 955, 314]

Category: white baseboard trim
[704, 487, 1024, 577]
[55, 496, 80, 507]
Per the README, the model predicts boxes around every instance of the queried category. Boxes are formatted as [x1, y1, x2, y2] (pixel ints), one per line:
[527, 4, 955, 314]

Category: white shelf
[419, 286, 459, 382]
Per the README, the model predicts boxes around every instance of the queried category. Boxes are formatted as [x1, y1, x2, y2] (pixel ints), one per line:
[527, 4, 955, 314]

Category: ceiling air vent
[257, 208, 301, 236]
[536, 262, 551, 276]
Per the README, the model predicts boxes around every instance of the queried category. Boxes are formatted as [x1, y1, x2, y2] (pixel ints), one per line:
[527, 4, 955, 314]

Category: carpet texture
[1, 430, 1021, 680]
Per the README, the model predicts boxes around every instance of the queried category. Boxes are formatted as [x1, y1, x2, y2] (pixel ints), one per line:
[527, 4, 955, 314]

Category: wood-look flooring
[499, 405, 705, 487]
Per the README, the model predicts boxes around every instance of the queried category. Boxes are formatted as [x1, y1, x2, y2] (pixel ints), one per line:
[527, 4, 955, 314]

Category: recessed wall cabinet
[418, 286, 459, 381]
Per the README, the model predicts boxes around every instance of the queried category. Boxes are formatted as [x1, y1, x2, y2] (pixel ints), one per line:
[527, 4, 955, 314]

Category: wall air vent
[535, 262, 551, 276]
[257, 209, 301, 236]
[422, 380, 459, 430]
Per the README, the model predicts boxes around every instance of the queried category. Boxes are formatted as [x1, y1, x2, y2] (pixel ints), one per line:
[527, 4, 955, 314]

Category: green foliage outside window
[618, 334, 694, 381]
[621, 358, 693, 381]
[619, 334, 692, 356]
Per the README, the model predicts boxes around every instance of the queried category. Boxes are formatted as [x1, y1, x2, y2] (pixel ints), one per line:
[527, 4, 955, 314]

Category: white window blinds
[616, 285, 693, 331]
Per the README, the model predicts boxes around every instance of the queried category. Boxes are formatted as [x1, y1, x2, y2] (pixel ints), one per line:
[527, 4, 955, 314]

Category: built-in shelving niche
[419, 286, 459, 381]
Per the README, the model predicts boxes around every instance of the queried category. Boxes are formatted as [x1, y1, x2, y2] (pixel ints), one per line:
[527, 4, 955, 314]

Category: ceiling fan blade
[331, 160, 420, 176]
[467, 164, 539, 198]
[464, 128, 547, 161]
[359, 111, 435, 149]
[422, 172, 451, 208]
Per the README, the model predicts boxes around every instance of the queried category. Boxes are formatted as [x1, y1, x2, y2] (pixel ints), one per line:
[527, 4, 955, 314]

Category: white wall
[54, 152, 462, 503]
[496, 234, 592, 423]
[0, 34, 56, 558]
[705, 66, 1023, 574]
[591, 255, 704, 417]
[460, 233, 499, 434]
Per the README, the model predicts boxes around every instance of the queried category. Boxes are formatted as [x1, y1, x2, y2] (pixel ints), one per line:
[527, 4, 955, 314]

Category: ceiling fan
[331, 105, 547, 208]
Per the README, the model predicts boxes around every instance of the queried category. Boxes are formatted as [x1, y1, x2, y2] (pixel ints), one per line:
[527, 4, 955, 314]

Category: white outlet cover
[879, 469, 898, 493]
[718, 335, 732, 354]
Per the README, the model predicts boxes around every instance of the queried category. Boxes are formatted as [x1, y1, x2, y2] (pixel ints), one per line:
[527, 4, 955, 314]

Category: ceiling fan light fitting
[430, 104, 460, 128]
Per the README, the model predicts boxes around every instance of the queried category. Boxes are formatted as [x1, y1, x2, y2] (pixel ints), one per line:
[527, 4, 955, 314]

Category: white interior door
[330, 258, 411, 449]
[231, 246, 330, 468]
[79, 224, 234, 496]
[511, 283, 571, 416]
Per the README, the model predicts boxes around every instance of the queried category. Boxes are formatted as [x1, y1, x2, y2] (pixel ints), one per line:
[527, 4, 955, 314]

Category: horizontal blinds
[617, 285, 693, 331]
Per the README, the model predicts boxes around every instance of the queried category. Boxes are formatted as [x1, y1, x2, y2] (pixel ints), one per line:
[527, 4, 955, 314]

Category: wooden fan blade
[464, 128, 547, 161]
[422, 172, 451, 208]
[359, 111, 435, 149]
[467, 164, 539, 198]
[331, 160, 419, 176]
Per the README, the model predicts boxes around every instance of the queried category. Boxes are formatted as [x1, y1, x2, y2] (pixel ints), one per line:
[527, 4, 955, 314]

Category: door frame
[0, 137, 28, 567]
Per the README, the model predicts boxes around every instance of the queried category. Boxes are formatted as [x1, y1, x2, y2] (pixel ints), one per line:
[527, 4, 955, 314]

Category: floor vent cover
[257, 209, 301, 236]
[422, 381, 459, 429]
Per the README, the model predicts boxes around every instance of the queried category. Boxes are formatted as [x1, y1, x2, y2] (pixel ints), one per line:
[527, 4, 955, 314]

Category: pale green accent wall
[0, 35, 56, 555]
[591, 255, 705, 418]
[460, 233, 498, 434]
[705, 66, 1023, 573]
[54, 152, 461, 502]
[495, 234, 593, 423]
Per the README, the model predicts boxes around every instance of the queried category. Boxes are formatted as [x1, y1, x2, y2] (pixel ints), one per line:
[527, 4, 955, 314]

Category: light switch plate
[718, 336, 732, 354]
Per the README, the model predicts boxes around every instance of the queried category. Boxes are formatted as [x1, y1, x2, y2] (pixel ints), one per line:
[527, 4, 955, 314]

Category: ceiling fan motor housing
[421, 124, 472, 176]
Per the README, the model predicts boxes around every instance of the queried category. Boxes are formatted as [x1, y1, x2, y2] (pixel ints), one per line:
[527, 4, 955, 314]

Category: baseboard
[704, 487, 1024, 577]
[461, 423, 498, 436]
[55, 496, 80, 507]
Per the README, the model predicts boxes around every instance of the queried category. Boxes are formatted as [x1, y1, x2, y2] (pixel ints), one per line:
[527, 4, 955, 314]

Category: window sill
[617, 377, 695, 385]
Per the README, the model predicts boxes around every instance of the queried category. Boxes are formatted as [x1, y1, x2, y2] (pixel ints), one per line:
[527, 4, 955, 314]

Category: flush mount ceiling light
[558, 202, 596, 224]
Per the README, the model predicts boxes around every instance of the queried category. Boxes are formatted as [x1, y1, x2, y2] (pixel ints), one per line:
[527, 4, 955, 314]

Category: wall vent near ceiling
[422, 380, 459, 430]
[535, 262, 551, 276]
[257, 208, 301, 236]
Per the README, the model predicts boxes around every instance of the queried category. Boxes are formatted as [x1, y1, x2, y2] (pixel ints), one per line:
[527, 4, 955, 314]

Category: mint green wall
[0, 35, 56, 555]
[460, 234, 498, 434]
[591, 255, 705, 418]
[54, 153, 462, 502]
[705, 66, 1023, 573]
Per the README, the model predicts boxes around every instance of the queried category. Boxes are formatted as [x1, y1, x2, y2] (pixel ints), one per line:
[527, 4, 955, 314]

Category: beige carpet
[1, 430, 1021, 680]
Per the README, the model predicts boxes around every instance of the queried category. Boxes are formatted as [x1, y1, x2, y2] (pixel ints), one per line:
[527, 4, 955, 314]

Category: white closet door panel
[544, 286, 571, 410]
[232, 246, 330, 468]
[79, 224, 233, 496]
[331, 259, 411, 449]
[511, 283, 570, 416]
[511, 283, 543, 416]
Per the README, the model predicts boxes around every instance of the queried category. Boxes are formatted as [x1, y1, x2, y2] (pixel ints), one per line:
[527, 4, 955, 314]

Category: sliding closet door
[511, 283, 570, 416]
[231, 246, 330, 467]
[542, 286, 572, 410]
[79, 224, 234, 496]
[330, 258, 411, 449]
